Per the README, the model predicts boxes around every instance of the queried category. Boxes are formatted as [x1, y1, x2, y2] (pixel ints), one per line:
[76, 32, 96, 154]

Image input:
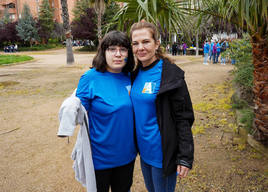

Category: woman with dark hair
[76, 31, 137, 192]
[130, 21, 194, 192]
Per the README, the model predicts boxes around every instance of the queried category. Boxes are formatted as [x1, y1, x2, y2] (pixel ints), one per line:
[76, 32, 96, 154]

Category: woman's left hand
[177, 165, 189, 178]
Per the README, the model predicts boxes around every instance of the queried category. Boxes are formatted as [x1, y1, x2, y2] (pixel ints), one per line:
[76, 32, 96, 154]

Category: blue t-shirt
[216, 43, 221, 52]
[210, 42, 214, 51]
[130, 59, 163, 168]
[204, 43, 210, 53]
[76, 68, 137, 170]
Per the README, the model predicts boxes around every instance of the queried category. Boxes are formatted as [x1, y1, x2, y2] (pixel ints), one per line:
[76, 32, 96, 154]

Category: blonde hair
[130, 20, 172, 63]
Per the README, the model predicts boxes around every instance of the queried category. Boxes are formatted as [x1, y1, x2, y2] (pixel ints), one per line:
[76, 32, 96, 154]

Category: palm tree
[94, 0, 106, 42]
[112, 0, 188, 36]
[73, 0, 91, 20]
[190, 0, 268, 144]
[87, 0, 110, 42]
[60, 0, 74, 65]
[180, 14, 209, 56]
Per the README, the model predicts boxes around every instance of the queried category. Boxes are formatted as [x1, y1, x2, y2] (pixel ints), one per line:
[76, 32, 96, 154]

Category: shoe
[203, 63, 208, 65]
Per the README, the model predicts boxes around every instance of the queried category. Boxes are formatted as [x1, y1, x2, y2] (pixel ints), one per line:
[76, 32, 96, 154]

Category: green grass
[0, 55, 33, 65]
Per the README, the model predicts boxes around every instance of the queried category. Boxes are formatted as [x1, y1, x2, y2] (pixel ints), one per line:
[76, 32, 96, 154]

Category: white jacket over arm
[57, 91, 96, 192]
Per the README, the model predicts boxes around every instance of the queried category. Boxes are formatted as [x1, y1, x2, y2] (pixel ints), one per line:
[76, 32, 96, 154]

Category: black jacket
[132, 59, 194, 177]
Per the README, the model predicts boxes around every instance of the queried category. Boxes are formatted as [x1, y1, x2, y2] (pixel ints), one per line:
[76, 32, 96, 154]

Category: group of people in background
[167, 42, 188, 56]
[203, 39, 229, 65]
[3, 44, 18, 53]
[166, 39, 233, 66]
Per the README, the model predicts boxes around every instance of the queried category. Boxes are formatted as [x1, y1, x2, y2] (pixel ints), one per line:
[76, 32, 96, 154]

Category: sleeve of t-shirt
[76, 70, 94, 112]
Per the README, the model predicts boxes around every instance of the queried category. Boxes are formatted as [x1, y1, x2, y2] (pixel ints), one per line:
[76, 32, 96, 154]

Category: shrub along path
[0, 49, 267, 192]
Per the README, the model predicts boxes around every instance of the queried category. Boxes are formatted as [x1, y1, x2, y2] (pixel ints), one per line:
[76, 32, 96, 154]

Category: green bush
[222, 34, 253, 89]
[231, 95, 249, 109]
[240, 108, 254, 134]
[18, 44, 63, 51]
[48, 38, 60, 44]
[225, 34, 255, 134]
[76, 45, 97, 52]
[234, 62, 254, 88]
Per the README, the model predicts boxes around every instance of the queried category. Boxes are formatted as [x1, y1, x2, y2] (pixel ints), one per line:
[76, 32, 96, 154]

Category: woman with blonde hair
[130, 21, 194, 192]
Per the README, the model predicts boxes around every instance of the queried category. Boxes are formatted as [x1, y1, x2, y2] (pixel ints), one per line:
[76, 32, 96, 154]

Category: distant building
[0, 0, 77, 23]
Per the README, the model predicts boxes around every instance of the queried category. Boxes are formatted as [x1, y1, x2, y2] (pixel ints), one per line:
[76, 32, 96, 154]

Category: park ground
[0, 49, 267, 192]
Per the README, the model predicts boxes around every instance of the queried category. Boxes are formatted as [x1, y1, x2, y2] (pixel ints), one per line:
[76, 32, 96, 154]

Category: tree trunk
[95, 0, 105, 43]
[195, 32, 199, 56]
[60, 0, 74, 65]
[251, 37, 268, 146]
[97, 10, 102, 42]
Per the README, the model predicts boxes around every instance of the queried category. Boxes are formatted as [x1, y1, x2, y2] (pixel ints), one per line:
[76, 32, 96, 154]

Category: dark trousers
[216, 52, 220, 63]
[95, 160, 135, 192]
[213, 52, 217, 63]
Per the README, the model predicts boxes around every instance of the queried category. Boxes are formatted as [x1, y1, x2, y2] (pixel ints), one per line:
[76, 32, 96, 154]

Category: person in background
[76, 31, 137, 192]
[166, 44, 170, 54]
[220, 40, 227, 65]
[216, 40, 221, 63]
[177, 43, 181, 55]
[183, 42, 187, 55]
[171, 42, 177, 56]
[130, 20, 194, 192]
[209, 40, 214, 63]
[212, 42, 217, 64]
[203, 40, 210, 65]
[14, 44, 18, 52]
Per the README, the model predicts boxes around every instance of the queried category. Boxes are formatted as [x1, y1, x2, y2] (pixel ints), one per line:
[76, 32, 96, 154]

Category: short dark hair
[92, 31, 135, 73]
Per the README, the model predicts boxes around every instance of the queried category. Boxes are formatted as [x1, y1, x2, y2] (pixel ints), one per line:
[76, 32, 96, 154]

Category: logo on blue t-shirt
[142, 82, 156, 94]
[126, 85, 131, 95]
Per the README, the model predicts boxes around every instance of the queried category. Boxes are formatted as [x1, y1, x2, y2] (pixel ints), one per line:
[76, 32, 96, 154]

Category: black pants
[95, 160, 135, 192]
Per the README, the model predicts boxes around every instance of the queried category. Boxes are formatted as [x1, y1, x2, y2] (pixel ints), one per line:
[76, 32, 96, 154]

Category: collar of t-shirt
[141, 59, 160, 71]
